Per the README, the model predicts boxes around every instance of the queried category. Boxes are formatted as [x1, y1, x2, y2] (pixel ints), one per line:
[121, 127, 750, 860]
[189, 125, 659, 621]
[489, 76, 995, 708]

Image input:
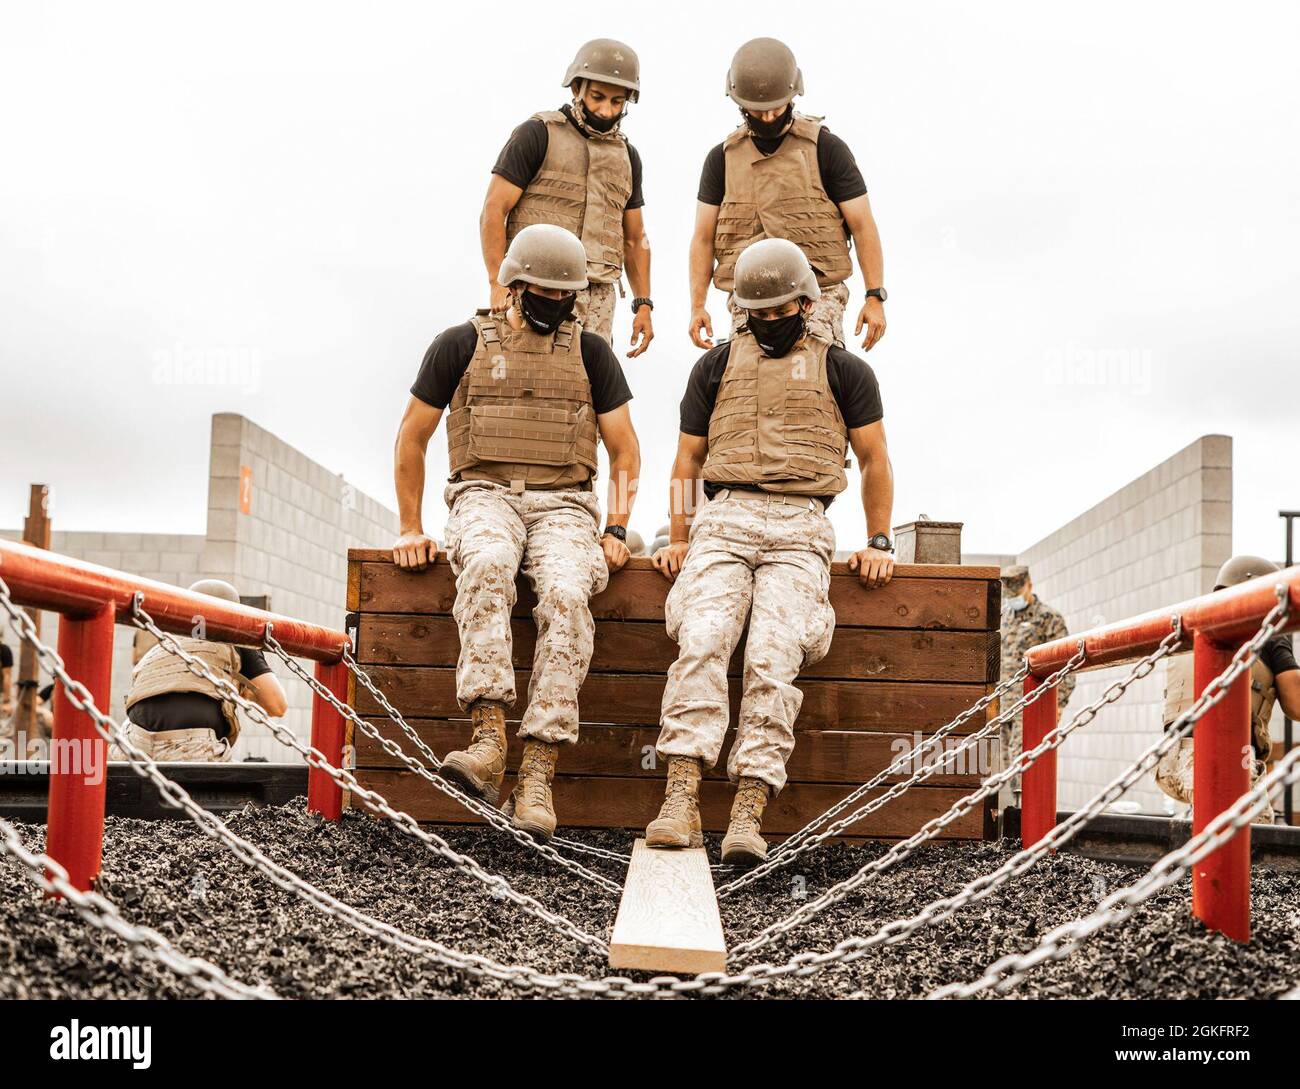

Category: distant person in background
[0, 641, 13, 720]
[1156, 555, 1300, 823]
[109, 579, 287, 763]
[998, 565, 1075, 782]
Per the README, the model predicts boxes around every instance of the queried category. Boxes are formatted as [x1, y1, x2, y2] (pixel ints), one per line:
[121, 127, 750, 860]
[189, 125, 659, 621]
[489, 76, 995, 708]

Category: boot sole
[439, 757, 501, 806]
[511, 815, 555, 844]
[720, 838, 767, 868]
[646, 822, 704, 850]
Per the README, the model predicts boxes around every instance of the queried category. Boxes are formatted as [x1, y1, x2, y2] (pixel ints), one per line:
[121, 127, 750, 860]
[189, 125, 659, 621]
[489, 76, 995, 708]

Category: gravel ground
[3, 800, 1298, 1000]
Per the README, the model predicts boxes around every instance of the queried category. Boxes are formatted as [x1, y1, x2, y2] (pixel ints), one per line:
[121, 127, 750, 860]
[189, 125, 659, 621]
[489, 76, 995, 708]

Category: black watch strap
[865, 287, 888, 302]
[603, 524, 628, 542]
[631, 296, 653, 312]
[869, 533, 894, 553]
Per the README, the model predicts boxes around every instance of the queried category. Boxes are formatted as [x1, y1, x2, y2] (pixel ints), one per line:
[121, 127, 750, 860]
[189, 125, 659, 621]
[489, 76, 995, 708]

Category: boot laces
[659, 769, 698, 820]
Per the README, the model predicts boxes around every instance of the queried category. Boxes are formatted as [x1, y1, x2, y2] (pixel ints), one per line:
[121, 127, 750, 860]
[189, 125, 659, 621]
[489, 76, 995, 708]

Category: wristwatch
[603, 525, 628, 542]
[865, 288, 888, 303]
[631, 297, 654, 312]
[868, 533, 893, 553]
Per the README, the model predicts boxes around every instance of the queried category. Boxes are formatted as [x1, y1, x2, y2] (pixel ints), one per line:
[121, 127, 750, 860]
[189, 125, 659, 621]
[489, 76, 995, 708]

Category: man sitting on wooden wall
[647, 237, 895, 866]
[391, 223, 641, 844]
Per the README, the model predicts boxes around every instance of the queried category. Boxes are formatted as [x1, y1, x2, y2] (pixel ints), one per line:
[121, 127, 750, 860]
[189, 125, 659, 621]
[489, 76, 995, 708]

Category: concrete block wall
[0, 528, 206, 724]
[203, 413, 397, 760]
[1013, 435, 1234, 814]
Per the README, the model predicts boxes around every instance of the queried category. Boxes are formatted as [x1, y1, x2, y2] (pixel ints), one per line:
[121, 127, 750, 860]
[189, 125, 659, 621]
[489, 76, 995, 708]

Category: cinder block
[211, 413, 245, 448]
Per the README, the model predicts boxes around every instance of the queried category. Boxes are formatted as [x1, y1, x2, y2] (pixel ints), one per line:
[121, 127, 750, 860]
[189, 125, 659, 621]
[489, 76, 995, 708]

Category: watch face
[871, 288, 888, 302]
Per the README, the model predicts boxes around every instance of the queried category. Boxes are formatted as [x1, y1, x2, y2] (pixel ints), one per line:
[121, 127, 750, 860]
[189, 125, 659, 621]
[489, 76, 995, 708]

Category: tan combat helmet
[497, 224, 589, 290]
[1214, 554, 1280, 590]
[189, 579, 240, 606]
[563, 39, 641, 101]
[726, 37, 803, 111]
[733, 237, 821, 309]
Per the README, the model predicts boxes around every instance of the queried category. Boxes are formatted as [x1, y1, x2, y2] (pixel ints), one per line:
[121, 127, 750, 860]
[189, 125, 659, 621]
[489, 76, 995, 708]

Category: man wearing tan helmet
[689, 37, 887, 353]
[646, 237, 895, 867]
[481, 38, 655, 357]
[1156, 555, 1300, 823]
[392, 223, 641, 843]
[110, 578, 288, 763]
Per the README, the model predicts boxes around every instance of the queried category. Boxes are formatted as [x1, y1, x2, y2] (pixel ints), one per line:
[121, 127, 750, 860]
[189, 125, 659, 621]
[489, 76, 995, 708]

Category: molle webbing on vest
[713, 114, 853, 292]
[505, 111, 632, 284]
[126, 638, 245, 744]
[1162, 653, 1277, 759]
[701, 331, 849, 497]
[446, 314, 598, 490]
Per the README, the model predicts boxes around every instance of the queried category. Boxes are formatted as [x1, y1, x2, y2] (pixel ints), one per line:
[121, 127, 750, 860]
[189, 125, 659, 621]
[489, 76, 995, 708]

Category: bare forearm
[669, 455, 706, 541]
[480, 207, 507, 288]
[860, 453, 894, 538]
[624, 235, 651, 299]
[689, 236, 714, 309]
[853, 222, 884, 289]
[604, 448, 641, 528]
[394, 434, 428, 535]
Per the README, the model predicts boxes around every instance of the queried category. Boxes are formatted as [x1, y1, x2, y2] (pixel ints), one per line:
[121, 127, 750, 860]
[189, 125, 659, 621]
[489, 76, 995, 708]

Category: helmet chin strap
[571, 78, 626, 135]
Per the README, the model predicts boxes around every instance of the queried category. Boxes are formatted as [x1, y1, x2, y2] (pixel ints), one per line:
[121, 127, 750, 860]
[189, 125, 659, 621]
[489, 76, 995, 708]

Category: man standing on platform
[646, 237, 895, 867]
[481, 38, 655, 356]
[688, 37, 886, 352]
[392, 224, 640, 844]
[997, 564, 1074, 782]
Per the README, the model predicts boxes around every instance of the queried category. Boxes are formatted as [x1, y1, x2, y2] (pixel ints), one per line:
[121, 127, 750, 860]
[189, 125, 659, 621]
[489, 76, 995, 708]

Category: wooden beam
[608, 839, 727, 976]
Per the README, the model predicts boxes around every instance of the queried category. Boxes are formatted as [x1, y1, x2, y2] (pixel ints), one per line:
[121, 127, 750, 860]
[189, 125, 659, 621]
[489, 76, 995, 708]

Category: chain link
[730, 632, 1172, 959]
[0, 815, 271, 1000]
[267, 636, 622, 893]
[931, 590, 1293, 998]
[718, 659, 1046, 897]
[128, 601, 609, 949]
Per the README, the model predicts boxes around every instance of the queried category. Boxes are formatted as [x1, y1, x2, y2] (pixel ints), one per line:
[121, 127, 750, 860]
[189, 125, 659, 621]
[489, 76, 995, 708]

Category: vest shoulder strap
[553, 319, 579, 352]
[722, 124, 750, 151]
[471, 313, 501, 346]
[532, 109, 568, 125]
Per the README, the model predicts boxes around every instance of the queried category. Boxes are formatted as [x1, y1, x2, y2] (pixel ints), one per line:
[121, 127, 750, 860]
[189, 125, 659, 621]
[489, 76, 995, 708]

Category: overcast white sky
[2, 1, 1296, 560]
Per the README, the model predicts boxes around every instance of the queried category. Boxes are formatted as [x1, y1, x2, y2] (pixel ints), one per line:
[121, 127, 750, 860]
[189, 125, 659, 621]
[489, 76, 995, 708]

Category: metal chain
[931, 591, 1293, 998]
[762, 661, 1032, 869]
[0, 815, 271, 1000]
[719, 659, 1047, 897]
[265, 636, 622, 893]
[128, 602, 609, 949]
[730, 630, 1176, 959]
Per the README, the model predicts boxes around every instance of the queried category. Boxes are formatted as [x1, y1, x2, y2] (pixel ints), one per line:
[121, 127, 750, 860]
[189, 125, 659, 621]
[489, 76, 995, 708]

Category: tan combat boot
[440, 699, 508, 804]
[721, 777, 770, 867]
[507, 740, 560, 842]
[645, 756, 704, 849]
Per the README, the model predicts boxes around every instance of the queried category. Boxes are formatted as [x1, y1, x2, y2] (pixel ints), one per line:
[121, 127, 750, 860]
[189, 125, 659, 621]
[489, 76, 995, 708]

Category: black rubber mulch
[2, 801, 1297, 1000]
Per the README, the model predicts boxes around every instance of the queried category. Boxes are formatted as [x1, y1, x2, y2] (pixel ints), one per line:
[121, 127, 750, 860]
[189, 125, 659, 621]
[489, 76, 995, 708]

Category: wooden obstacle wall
[344, 550, 1002, 841]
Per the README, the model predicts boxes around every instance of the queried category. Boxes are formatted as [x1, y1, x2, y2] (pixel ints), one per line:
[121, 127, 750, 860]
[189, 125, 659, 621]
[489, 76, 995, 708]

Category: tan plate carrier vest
[713, 113, 854, 293]
[1163, 652, 1276, 760]
[126, 637, 246, 746]
[505, 110, 632, 284]
[701, 330, 849, 497]
[446, 313, 598, 491]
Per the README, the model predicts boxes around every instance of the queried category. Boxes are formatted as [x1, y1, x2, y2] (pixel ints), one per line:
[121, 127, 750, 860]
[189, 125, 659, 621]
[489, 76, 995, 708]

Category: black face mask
[748, 310, 805, 358]
[518, 290, 576, 335]
[744, 103, 793, 141]
[579, 101, 621, 133]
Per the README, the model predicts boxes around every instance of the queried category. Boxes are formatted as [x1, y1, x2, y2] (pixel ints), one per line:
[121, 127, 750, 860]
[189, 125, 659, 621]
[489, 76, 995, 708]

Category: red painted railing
[0, 539, 351, 891]
[1023, 564, 1300, 942]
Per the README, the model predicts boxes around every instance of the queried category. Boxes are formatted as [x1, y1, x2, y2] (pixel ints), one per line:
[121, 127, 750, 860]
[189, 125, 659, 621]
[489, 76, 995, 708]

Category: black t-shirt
[130, 648, 272, 739]
[1262, 634, 1298, 678]
[679, 339, 883, 508]
[492, 105, 645, 210]
[411, 320, 634, 415]
[697, 124, 867, 207]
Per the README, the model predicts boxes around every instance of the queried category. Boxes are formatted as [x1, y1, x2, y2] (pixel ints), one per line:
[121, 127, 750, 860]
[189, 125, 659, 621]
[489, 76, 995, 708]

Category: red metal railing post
[1190, 631, 1252, 941]
[307, 659, 349, 820]
[1020, 674, 1059, 848]
[46, 603, 115, 892]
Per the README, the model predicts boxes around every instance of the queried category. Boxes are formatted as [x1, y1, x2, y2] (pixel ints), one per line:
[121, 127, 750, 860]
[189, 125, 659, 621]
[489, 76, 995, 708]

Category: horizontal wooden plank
[351, 666, 990, 734]
[351, 557, 998, 631]
[609, 840, 727, 976]
[349, 770, 991, 839]
[352, 718, 987, 787]
[355, 615, 998, 685]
